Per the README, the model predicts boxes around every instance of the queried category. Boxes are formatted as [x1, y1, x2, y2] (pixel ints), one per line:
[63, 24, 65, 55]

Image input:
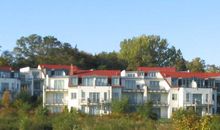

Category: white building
[0, 66, 20, 100]
[20, 67, 43, 96]
[41, 64, 220, 118]
[41, 64, 121, 114]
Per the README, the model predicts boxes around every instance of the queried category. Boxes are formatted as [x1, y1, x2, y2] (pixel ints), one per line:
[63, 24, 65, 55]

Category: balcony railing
[147, 88, 168, 93]
[45, 87, 68, 91]
[80, 98, 110, 105]
[149, 100, 168, 106]
[45, 100, 67, 106]
[122, 89, 144, 93]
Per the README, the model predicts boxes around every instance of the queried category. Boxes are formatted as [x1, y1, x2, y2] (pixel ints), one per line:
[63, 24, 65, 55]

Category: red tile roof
[0, 66, 12, 71]
[74, 70, 121, 77]
[138, 67, 176, 72]
[162, 71, 220, 79]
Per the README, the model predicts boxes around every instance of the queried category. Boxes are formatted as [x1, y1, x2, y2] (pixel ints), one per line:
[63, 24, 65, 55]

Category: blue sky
[0, 0, 220, 65]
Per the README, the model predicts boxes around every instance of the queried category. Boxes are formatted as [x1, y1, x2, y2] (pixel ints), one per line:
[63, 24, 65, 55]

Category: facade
[40, 64, 220, 118]
[41, 64, 121, 114]
[0, 66, 20, 100]
[20, 67, 43, 96]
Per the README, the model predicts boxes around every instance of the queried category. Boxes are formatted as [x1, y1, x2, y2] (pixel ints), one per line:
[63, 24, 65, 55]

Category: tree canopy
[0, 34, 218, 72]
[119, 35, 186, 70]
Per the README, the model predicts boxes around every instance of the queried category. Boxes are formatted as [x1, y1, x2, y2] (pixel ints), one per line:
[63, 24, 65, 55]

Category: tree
[206, 64, 220, 72]
[172, 108, 200, 130]
[2, 90, 11, 108]
[137, 101, 157, 120]
[111, 96, 130, 114]
[94, 51, 126, 70]
[187, 57, 205, 72]
[119, 35, 186, 70]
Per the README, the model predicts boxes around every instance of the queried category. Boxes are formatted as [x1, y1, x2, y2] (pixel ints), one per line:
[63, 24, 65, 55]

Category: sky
[0, 0, 220, 65]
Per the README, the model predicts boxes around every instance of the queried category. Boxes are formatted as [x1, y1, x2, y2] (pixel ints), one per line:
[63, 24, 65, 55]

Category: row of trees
[0, 34, 220, 72]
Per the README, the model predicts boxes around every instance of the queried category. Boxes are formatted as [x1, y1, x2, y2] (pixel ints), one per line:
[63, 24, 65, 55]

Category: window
[206, 94, 208, 102]
[70, 77, 78, 86]
[149, 81, 159, 87]
[14, 72, 19, 78]
[104, 92, 107, 101]
[172, 94, 177, 100]
[54, 80, 64, 89]
[213, 94, 215, 101]
[125, 80, 136, 89]
[127, 73, 135, 77]
[113, 92, 119, 100]
[82, 77, 94, 86]
[1, 82, 9, 92]
[112, 77, 120, 86]
[186, 93, 190, 102]
[89, 92, 100, 103]
[81, 91, 86, 99]
[54, 70, 63, 76]
[149, 93, 161, 103]
[192, 94, 202, 104]
[32, 72, 39, 79]
[71, 93, 77, 99]
[172, 78, 178, 86]
[95, 77, 107, 86]
[53, 93, 64, 104]
[0, 72, 11, 78]
[148, 72, 156, 77]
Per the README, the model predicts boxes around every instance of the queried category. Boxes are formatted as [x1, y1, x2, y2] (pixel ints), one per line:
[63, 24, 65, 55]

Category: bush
[172, 108, 200, 130]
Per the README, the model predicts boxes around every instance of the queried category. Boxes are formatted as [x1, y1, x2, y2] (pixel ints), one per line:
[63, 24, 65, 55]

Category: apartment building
[40, 64, 220, 118]
[40, 64, 121, 114]
[0, 66, 20, 100]
[20, 67, 43, 96]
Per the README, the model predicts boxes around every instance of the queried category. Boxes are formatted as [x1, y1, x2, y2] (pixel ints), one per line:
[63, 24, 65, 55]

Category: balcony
[150, 100, 168, 107]
[45, 87, 68, 92]
[122, 89, 144, 93]
[45, 100, 67, 106]
[147, 88, 169, 93]
[80, 98, 110, 105]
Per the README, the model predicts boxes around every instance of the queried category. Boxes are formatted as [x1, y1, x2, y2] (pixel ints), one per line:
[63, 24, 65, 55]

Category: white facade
[41, 65, 220, 118]
[20, 67, 43, 96]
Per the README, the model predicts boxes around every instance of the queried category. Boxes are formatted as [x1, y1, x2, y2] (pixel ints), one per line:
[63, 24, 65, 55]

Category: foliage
[2, 90, 11, 108]
[187, 57, 206, 72]
[119, 35, 186, 70]
[206, 64, 220, 72]
[111, 96, 130, 114]
[137, 101, 158, 120]
[172, 108, 200, 130]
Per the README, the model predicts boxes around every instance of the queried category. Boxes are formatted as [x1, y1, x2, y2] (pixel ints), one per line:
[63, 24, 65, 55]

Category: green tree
[172, 108, 200, 130]
[111, 96, 130, 114]
[137, 101, 157, 120]
[187, 57, 205, 72]
[119, 35, 186, 70]
[94, 51, 126, 70]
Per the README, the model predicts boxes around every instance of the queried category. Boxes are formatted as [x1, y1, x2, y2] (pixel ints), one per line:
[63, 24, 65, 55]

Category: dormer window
[127, 73, 135, 77]
[112, 77, 120, 86]
[95, 77, 107, 86]
[148, 72, 156, 77]
[70, 77, 78, 86]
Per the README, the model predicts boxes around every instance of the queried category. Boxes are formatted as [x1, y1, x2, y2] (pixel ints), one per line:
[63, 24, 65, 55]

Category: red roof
[138, 67, 176, 72]
[0, 66, 12, 71]
[74, 70, 121, 77]
[162, 71, 220, 79]
[39, 64, 79, 71]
